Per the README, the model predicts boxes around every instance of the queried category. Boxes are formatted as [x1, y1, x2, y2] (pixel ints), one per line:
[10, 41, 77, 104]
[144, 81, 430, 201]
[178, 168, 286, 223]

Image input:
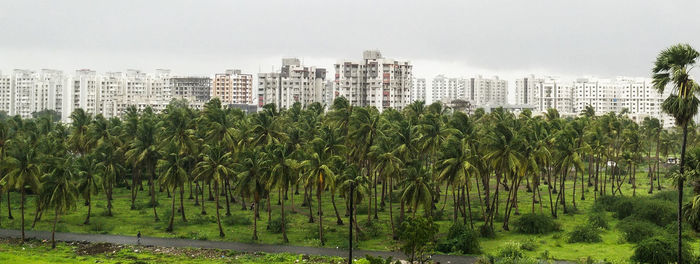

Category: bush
[268, 217, 289, 234]
[364, 255, 399, 264]
[496, 241, 523, 259]
[632, 199, 676, 226]
[190, 215, 215, 225]
[594, 195, 621, 212]
[360, 220, 382, 240]
[432, 209, 446, 221]
[651, 190, 678, 202]
[612, 197, 635, 219]
[479, 224, 496, 238]
[617, 218, 659, 243]
[631, 236, 694, 264]
[567, 225, 602, 243]
[587, 213, 609, 230]
[439, 222, 481, 254]
[512, 213, 559, 234]
[519, 237, 538, 251]
[223, 215, 251, 226]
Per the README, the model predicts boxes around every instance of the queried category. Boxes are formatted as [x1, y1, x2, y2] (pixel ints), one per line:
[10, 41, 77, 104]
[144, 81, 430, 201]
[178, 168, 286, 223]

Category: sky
[1, 0, 700, 103]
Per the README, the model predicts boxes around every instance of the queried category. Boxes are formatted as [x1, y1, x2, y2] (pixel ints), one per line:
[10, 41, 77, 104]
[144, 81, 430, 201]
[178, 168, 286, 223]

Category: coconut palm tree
[302, 151, 337, 246]
[157, 143, 188, 232]
[652, 43, 700, 263]
[43, 157, 78, 249]
[235, 149, 269, 240]
[194, 143, 234, 237]
[1, 139, 42, 243]
[267, 143, 298, 243]
[77, 155, 101, 225]
[124, 108, 161, 221]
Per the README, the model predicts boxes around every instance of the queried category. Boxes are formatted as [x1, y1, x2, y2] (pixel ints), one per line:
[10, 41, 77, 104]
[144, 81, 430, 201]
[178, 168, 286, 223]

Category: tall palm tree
[77, 155, 101, 225]
[267, 143, 298, 243]
[1, 139, 42, 243]
[235, 149, 269, 240]
[652, 43, 700, 263]
[194, 144, 234, 237]
[157, 143, 188, 232]
[400, 161, 433, 218]
[43, 157, 78, 249]
[302, 151, 337, 246]
[125, 109, 161, 221]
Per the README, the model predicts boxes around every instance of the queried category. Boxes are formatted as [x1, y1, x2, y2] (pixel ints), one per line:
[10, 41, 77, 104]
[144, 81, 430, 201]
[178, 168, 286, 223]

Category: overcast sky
[1, 0, 699, 102]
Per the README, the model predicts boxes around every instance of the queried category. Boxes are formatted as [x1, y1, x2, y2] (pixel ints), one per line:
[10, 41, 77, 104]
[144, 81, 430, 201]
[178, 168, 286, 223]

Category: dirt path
[0, 229, 476, 264]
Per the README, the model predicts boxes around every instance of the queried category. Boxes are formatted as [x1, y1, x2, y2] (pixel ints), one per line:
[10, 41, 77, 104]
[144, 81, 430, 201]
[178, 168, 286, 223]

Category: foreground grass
[1, 165, 698, 261]
[0, 239, 347, 264]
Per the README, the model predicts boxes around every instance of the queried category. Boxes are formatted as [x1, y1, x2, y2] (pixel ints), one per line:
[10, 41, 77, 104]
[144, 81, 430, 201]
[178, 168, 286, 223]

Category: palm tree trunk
[389, 177, 396, 240]
[51, 208, 59, 249]
[107, 183, 113, 217]
[215, 181, 224, 237]
[373, 171, 378, 220]
[194, 181, 200, 206]
[150, 168, 159, 221]
[572, 167, 577, 209]
[8, 190, 13, 219]
[31, 203, 41, 228]
[84, 190, 91, 225]
[318, 187, 324, 246]
[677, 122, 689, 264]
[466, 180, 474, 230]
[307, 188, 314, 223]
[266, 194, 272, 229]
[167, 186, 176, 232]
[252, 197, 258, 240]
[475, 175, 486, 222]
[281, 187, 288, 243]
[200, 183, 206, 215]
[131, 167, 138, 210]
[656, 132, 662, 190]
[331, 193, 343, 225]
[20, 188, 25, 243]
[179, 184, 187, 222]
[224, 179, 231, 216]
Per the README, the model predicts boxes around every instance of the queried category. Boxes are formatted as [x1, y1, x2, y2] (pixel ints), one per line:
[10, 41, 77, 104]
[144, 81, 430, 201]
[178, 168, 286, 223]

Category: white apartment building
[516, 75, 674, 127]
[10, 69, 37, 118]
[464, 75, 508, 107]
[334, 50, 412, 111]
[431, 75, 465, 104]
[412, 78, 426, 103]
[0, 71, 11, 114]
[212, 69, 254, 105]
[258, 58, 327, 109]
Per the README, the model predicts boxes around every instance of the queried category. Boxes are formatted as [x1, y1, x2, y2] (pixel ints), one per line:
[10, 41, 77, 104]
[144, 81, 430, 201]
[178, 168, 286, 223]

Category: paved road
[0, 229, 476, 264]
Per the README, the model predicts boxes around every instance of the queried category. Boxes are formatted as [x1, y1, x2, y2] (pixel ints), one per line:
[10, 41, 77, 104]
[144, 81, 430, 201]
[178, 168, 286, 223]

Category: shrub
[567, 225, 602, 243]
[479, 224, 495, 238]
[587, 213, 609, 230]
[223, 215, 251, 226]
[519, 237, 538, 251]
[512, 213, 559, 234]
[398, 217, 438, 264]
[268, 217, 289, 234]
[651, 190, 678, 202]
[432, 209, 445, 221]
[496, 241, 523, 259]
[439, 222, 481, 254]
[364, 255, 398, 264]
[612, 197, 635, 219]
[617, 218, 659, 243]
[632, 199, 676, 226]
[360, 220, 382, 240]
[594, 195, 621, 212]
[631, 236, 694, 264]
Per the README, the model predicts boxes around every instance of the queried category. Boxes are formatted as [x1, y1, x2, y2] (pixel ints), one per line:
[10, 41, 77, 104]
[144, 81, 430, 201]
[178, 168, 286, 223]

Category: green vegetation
[0, 44, 700, 263]
[0, 239, 347, 264]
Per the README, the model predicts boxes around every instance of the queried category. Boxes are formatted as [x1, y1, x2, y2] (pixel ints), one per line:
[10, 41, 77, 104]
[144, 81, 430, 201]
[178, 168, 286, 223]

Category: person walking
[137, 231, 141, 245]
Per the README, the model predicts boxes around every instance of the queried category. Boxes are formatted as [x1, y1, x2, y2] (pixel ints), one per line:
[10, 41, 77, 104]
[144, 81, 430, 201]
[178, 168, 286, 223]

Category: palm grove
[0, 44, 699, 260]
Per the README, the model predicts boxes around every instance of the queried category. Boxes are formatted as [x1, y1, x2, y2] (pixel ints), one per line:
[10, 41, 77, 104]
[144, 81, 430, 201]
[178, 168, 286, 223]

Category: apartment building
[431, 75, 465, 104]
[464, 75, 508, 107]
[411, 78, 426, 103]
[212, 69, 253, 105]
[171, 76, 211, 102]
[0, 71, 10, 114]
[334, 50, 412, 111]
[258, 58, 327, 109]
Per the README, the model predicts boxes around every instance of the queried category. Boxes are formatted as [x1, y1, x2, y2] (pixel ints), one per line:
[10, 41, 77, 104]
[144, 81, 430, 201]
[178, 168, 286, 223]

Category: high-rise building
[412, 78, 427, 103]
[35, 69, 65, 118]
[258, 58, 327, 110]
[514, 74, 539, 106]
[0, 71, 11, 114]
[430, 75, 465, 103]
[334, 50, 412, 111]
[10, 69, 37, 118]
[464, 75, 507, 106]
[171, 76, 211, 102]
[212, 69, 254, 105]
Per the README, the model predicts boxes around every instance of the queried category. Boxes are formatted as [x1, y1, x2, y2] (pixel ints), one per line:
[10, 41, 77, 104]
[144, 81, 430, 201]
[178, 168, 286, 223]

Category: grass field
[0, 238, 347, 264]
[0, 164, 698, 262]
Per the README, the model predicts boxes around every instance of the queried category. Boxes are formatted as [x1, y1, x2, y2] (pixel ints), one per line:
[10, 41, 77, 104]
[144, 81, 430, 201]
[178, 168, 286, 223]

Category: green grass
[0, 239, 346, 264]
[1, 164, 698, 262]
